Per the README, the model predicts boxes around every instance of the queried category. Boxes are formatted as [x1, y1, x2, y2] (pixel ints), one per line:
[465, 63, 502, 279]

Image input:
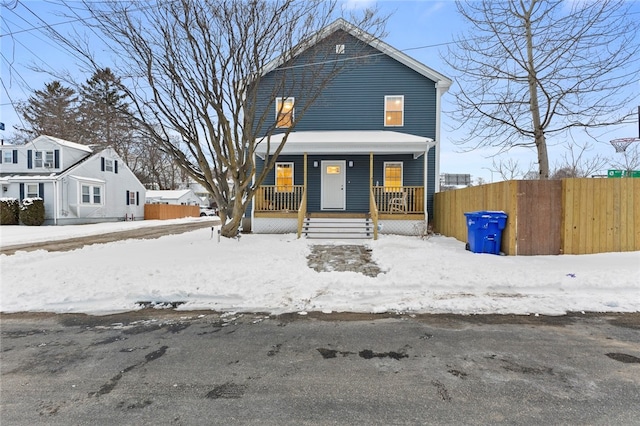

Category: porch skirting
[378, 219, 424, 236]
[253, 217, 298, 234]
[252, 217, 424, 236]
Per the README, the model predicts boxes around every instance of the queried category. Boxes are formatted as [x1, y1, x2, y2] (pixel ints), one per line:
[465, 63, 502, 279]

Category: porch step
[303, 217, 374, 240]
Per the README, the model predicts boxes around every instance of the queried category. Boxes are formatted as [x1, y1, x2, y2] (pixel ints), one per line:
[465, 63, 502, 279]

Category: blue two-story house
[251, 19, 451, 239]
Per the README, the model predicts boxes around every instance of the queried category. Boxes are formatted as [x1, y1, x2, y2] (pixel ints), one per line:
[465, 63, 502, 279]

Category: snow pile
[1, 219, 638, 315]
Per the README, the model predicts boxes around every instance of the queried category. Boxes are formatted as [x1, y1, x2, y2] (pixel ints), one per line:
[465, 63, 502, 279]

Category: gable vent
[335, 44, 345, 54]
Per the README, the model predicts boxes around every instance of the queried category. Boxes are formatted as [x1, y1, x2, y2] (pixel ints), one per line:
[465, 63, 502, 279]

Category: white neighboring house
[0, 135, 146, 225]
[146, 189, 203, 206]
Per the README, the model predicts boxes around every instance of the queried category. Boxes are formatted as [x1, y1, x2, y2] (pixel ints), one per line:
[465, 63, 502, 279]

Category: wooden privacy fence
[144, 204, 199, 220]
[434, 178, 640, 255]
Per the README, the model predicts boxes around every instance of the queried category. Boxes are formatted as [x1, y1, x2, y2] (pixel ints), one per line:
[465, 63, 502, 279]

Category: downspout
[434, 81, 447, 193]
[53, 179, 58, 225]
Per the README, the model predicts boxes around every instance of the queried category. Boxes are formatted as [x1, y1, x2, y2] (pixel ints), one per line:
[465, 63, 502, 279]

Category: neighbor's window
[276, 162, 294, 192]
[384, 95, 404, 126]
[276, 97, 294, 128]
[3, 150, 13, 163]
[105, 159, 114, 172]
[384, 162, 403, 192]
[93, 186, 102, 204]
[81, 185, 102, 204]
[26, 183, 40, 198]
[129, 191, 136, 205]
[34, 151, 54, 168]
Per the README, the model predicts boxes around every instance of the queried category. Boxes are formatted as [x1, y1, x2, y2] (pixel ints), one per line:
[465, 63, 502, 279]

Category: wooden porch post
[370, 152, 378, 240]
[303, 153, 307, 206]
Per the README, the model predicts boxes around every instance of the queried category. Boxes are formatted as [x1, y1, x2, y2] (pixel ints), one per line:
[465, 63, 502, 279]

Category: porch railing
[255, 185, 304, 212]
[373, 186, 424, 214]
[296, 187, 307, 238]
[369, 186, 379, 240]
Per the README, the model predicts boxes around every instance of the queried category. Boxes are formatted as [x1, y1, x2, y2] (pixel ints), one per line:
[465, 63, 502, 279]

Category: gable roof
[146, 189, 198, 201]
[31, 135, 93, 153]
[262, 18, 452, 90]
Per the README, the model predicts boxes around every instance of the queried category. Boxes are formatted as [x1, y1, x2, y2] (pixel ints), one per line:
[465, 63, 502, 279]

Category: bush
[20, 198, 45, 226]
[0, 198, 20, 225]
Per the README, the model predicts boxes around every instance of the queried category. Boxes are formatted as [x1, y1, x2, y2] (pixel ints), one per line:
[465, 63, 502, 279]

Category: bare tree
[492, 158, 523, 181]
[610, 144, 640, 175]
[550, 140, 609, 179]
[445, 0, 640, 180]
[52, 0, 384, 237]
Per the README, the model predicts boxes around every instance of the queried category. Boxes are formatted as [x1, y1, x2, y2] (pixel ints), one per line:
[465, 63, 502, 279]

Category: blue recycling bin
[464, 211, 508, 255]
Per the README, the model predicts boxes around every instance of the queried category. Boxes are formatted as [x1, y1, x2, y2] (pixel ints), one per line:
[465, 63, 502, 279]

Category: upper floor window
[384, 95, 404, 127]
[384, 161, 403, 192]
[276, 97, 294, 128]
[276, 162, 294, 192]
[105, 159, 114, 172]
[34, 151, 54, 168]
[3, 150, 13, 163]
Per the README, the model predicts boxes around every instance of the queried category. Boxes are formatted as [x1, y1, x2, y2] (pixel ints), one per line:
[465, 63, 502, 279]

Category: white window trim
[26, 183, 40, 198]
[384, 95, 404, 127]
[275, 162, 294, 192]
[34, 151, 54, 168]
[275, 97, 295, 128]
[3, 151, 13, 163]
[383, 161, 404, 188]
[80, 183, 104, 205]
[128, 191, 136, 205]
[105, 159, 114, 172]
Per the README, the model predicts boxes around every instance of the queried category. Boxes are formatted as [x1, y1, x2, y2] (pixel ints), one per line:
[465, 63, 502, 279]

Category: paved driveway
[2, 311, 639, 425]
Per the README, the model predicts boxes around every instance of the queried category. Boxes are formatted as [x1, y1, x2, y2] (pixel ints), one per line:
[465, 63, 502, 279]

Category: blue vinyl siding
[257, 153, 426, 214]
[254, 29, 441, 219]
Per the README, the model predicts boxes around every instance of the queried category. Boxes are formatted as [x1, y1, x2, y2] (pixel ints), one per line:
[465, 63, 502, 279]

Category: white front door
[321, 160, 346, 210]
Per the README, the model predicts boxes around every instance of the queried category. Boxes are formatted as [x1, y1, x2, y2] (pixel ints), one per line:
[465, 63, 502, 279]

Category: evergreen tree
[78, 68, 135, 154]
[18, 81, 82, 141]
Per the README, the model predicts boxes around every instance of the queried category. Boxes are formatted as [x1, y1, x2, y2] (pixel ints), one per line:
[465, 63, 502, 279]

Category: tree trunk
[524, 1, 549, 180]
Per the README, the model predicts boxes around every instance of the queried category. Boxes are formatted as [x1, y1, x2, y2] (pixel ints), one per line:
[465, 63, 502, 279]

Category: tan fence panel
[562, 178, 640, 254]
[435, 178, 639, 255]
[144, 204, 199, 220]
[434, 181, 518, 255]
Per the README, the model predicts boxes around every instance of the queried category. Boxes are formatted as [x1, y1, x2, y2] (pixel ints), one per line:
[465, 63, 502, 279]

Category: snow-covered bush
[0, 198, 20, 225]
[20, 197, 45, 226]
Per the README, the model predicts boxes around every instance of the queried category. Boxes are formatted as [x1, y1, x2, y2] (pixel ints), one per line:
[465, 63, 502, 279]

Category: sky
[1, 0, 639, 183]
[1, 217, 639, 315]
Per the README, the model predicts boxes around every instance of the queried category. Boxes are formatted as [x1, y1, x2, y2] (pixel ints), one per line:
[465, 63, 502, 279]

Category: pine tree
[78, 68, 136, 154]
[19, 81, 82, 141]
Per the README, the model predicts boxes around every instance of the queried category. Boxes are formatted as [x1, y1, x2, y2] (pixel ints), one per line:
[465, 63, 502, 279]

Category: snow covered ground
[1, 218, 639, 316]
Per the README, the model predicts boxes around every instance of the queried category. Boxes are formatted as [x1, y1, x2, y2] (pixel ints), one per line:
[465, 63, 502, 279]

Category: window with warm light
[276, 162, 294, 192]
[384, 95, 404, 126]
[384, 162, 403, 191]
[276, 98, 294, 128]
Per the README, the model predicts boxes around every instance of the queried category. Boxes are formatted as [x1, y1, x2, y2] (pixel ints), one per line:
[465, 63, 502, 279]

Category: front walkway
[306, 244, 384, 277]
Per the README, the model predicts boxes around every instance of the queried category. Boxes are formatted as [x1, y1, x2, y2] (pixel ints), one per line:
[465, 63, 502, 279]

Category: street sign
[607, 170, 640, 178]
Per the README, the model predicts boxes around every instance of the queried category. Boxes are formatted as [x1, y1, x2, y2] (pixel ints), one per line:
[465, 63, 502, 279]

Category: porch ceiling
[255, 130, 435, 159]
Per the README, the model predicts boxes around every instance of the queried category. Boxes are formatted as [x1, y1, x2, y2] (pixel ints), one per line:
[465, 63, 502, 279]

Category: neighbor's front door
[321, 160, 346, 210]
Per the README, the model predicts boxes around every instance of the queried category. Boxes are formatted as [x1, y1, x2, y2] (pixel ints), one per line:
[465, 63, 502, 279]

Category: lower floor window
[82, 184, 103, 204]
[384, 162, 403, 191]
[26, 183, 40, 198]
[276, 162, 294, 192]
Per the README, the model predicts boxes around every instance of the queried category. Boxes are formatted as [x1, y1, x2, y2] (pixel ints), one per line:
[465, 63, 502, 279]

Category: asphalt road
[2, 311, 639, 425]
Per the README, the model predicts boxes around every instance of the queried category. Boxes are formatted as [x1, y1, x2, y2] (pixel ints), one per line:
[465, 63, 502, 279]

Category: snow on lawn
[1, 219, 639, 316]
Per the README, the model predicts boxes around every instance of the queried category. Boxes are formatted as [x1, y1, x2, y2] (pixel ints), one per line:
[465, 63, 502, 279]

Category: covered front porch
[252, 131, 435, 239]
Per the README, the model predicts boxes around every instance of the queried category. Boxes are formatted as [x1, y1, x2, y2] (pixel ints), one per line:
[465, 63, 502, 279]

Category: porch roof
[255, 131, 435, 159]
